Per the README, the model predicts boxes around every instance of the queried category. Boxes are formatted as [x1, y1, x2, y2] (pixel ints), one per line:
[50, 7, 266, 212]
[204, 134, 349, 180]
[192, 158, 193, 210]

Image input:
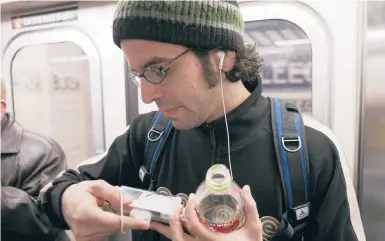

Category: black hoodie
[40, 84, 366, 241]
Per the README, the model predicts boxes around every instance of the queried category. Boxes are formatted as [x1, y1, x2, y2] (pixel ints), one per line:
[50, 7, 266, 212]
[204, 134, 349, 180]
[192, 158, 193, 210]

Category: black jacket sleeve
[1, 139, 67, 239]
[39, 112, 156, 229]
[304, 126, 366, 241]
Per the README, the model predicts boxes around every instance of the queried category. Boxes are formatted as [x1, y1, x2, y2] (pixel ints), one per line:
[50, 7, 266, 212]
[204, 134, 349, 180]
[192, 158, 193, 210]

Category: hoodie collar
[199, 82, 270, 147]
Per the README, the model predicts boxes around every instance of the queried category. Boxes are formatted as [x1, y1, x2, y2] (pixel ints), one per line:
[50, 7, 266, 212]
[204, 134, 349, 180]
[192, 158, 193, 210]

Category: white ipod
[118, 186, 182, 223]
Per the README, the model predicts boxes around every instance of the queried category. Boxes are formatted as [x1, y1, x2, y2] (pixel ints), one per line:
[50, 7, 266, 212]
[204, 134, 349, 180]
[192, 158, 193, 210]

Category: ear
[1, 100, 7, 119]
[208, 50, 235, 73]
[1, 99, 7, 110]
[221, 50, 235, 72]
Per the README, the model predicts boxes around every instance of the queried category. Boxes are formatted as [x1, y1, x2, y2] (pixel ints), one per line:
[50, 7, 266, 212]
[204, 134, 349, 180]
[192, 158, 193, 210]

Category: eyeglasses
[128, 49, 190, 88]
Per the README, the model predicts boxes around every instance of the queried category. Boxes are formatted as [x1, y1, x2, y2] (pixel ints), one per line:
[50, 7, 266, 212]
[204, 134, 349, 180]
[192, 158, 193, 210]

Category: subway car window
[244, 19, 312, 115]
[11, 42, 95, 167]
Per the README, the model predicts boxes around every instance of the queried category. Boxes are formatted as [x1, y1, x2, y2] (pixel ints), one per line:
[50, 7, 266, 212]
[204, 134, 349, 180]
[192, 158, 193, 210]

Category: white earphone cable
[119, 186, 124, 234]
[219, 70, 233, 180]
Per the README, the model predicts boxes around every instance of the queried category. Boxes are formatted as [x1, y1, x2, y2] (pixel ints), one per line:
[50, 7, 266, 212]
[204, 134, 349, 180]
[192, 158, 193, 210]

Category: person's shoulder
[112, 110, 159, 143]
[20, 126, 64, 157]
[302, 114, 349, 174]
[17, 124, 66, 170]
[302, 115, 341, 155]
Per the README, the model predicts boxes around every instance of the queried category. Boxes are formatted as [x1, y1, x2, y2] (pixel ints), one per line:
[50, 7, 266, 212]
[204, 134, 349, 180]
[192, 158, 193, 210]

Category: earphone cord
[219, 70, 233, 180]
[119, 186, 124, 234]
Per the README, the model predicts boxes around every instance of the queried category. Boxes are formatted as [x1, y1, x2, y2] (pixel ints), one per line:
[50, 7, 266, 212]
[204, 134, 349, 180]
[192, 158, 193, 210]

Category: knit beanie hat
[112, 0, 245, 52]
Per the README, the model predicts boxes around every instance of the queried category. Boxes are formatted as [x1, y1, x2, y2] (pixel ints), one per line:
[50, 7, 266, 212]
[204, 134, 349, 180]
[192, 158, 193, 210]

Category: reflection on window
[244, 20, 312, 115]
[11, 42, 95, 167]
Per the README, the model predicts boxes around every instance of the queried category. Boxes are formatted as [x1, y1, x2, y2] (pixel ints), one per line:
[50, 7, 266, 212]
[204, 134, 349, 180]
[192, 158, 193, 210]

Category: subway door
[2, 27, 105, 169]
[358, 1, 385, 240]
[76, 1, 129, 147]
[239, 1, 361, 179]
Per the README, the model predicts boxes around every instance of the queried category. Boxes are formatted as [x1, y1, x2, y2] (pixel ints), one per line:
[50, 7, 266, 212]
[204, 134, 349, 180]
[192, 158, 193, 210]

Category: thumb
[87, 180, 131, 207]
[241, 185, 261, 229]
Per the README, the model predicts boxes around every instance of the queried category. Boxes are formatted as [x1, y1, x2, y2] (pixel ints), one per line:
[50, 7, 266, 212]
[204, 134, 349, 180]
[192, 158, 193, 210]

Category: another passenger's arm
[1, 140, 67, 238]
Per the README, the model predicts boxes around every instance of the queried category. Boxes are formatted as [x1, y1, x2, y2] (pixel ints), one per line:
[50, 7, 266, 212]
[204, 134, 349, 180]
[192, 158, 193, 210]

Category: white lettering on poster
[262, 61, 312, 86]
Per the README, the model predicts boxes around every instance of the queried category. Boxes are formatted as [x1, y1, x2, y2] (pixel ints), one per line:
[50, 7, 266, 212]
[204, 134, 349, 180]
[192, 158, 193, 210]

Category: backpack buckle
[147, 127, 164, 142]
[278, 204, 309, 241]
[139, 165, 150, 183]
[281, 136, 302, 152]
[289, 203, 310, 222]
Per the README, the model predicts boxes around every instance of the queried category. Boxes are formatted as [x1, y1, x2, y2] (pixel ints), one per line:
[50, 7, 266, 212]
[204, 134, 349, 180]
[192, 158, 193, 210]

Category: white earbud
[217, 50, 233, 180]
[217, 51, 225, 70]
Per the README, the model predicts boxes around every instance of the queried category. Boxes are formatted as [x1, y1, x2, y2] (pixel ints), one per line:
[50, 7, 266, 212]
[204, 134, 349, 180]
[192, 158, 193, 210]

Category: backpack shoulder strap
[138, 111, 173, 191]
[269, 97, 311, 241]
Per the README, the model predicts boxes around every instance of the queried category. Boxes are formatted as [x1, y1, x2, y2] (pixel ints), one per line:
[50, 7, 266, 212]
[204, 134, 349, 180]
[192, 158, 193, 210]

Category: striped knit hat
[112, 0, 245, 52]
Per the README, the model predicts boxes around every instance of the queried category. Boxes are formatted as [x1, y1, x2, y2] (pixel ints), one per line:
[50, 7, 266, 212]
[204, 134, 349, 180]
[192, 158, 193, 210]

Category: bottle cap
[205, 164, 232, 192]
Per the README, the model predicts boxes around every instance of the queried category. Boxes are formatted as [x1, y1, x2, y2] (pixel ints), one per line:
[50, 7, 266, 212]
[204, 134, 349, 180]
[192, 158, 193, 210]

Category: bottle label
[199, 215, 241, 233]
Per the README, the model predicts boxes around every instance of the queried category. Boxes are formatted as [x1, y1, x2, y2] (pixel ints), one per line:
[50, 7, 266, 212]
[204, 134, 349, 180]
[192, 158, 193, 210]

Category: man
[39, 1, 366, 241]
[1, 79, 69, 241]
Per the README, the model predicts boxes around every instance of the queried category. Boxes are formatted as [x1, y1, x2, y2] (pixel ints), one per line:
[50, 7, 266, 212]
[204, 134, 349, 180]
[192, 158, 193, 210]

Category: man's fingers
[184, 194, 215, 240]
[152, 204, 196, 241]
[87, 180, 120, 206]
[121, 215, 151, 230]
[242, 185, 262, 232]
[89, 205, 150, 231]
[170, 204, 186, 241]
[150, 222, 172, 239]
[87, 180, 131, 207]
[151, 221, 195, 241]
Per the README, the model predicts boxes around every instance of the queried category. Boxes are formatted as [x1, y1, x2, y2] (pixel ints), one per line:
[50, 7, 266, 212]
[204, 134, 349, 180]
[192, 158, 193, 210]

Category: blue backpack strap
[139, 111, 173, 191]
[269, 97, 311, 241]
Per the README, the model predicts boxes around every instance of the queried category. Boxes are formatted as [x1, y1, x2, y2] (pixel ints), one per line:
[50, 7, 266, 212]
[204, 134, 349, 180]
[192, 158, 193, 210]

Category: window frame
[2, 26, 106, 155]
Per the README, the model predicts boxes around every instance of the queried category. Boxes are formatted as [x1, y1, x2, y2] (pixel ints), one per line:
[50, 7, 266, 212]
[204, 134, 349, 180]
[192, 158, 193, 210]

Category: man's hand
[61, 180, 150, 241]
[151, 185, 263, 241]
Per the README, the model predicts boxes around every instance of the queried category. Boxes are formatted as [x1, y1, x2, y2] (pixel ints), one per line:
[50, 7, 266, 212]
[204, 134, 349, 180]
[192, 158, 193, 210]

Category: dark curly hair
[192, 43, 263, 93]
